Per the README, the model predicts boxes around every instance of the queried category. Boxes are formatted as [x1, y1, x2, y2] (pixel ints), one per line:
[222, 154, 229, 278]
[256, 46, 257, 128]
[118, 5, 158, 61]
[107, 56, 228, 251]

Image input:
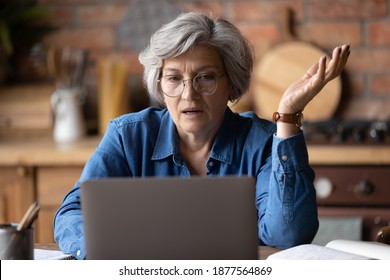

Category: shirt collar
[152, 108, 237, 165]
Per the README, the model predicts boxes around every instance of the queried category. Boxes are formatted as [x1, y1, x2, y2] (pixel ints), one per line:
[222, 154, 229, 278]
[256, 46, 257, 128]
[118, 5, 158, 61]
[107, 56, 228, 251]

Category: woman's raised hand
[278, 44, 350, 114]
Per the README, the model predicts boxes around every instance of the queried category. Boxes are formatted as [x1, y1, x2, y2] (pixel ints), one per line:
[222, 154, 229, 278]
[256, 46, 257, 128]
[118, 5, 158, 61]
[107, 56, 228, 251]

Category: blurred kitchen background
[0, 0, 389, 245]
[1, 0, 390, 136]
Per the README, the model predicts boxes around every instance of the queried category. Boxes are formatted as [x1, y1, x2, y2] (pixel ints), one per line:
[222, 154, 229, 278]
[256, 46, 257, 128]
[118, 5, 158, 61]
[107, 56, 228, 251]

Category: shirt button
[76, 250, 81, 257]
[281, 155, 288, 161]
[208, 161, 214, 167]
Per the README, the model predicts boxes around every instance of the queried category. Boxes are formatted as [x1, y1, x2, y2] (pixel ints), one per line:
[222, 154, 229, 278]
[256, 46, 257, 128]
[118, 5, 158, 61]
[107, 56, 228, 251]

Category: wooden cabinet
[0, 166, 34, 224]
[0, 165, 83, 243]
[0, 137, 100, 243]
[36, 166, 84, 243]
[313, 164, 390, 243]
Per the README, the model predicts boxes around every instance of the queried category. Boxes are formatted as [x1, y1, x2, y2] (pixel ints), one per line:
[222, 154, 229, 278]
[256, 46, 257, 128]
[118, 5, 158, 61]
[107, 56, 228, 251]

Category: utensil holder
[0, 223, 34, 260]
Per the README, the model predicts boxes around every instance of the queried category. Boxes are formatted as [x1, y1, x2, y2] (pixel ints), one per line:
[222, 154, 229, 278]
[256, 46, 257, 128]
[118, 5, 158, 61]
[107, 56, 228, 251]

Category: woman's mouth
[182, 108, 203, 115]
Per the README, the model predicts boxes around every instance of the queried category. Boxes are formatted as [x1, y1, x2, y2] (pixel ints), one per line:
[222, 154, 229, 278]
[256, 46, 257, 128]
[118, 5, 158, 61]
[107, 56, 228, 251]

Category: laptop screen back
[80, 176, 258, 260]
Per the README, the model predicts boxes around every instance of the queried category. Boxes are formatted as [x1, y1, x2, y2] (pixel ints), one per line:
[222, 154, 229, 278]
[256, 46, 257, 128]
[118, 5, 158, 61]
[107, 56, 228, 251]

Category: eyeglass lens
[160, 73, 221, 97]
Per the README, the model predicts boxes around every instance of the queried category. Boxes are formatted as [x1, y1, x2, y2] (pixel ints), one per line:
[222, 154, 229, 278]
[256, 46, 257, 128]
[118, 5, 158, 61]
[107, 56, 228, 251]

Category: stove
[302, 119, 390, 243]
[303, 119, 390, 145]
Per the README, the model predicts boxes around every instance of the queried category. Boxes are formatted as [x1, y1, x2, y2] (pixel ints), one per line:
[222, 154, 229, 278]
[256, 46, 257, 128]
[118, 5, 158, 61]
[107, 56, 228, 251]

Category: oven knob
[369, 121, 387, 142]
[314, 177, 333, 199]
[353, 180, 375, 196]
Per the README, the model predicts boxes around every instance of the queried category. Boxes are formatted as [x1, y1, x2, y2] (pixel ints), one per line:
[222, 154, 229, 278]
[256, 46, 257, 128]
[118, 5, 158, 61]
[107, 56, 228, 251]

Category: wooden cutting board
[253, 8, 341, 121]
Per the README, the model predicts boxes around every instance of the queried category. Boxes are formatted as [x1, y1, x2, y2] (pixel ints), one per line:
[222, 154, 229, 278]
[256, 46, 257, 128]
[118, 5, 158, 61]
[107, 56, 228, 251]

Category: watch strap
[272, 112, 303, 128]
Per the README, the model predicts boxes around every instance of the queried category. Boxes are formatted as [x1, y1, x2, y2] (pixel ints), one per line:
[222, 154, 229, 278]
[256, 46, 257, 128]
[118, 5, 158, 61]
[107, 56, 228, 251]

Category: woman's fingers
[280, 44, 350, 113]
[326, 46, 343, 80]
[317, 55, 327, 82]
[333, 44, 349, 73]
[302, 62, 319, 80]
[325, 44, 350, 82]
[327, 46, 341, 77]
[339, 44, 351, 69]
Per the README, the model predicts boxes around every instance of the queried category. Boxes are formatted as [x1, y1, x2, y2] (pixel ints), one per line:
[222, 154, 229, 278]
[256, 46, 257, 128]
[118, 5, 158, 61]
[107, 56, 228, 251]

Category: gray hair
[138, 12, 254, 105]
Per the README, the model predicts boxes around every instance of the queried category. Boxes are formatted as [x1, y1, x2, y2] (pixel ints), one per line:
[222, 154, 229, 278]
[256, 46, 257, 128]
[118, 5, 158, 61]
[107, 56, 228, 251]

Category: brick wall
[41, 0, 390, 121]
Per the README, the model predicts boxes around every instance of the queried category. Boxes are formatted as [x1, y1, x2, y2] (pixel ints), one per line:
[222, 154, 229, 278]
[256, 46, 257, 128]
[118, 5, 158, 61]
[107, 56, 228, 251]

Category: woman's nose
[181, 79, 199, 101]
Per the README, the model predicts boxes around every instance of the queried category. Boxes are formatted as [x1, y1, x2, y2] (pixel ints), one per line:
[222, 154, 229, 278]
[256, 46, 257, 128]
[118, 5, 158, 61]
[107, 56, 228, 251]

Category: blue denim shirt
[54, 107, 318, 259]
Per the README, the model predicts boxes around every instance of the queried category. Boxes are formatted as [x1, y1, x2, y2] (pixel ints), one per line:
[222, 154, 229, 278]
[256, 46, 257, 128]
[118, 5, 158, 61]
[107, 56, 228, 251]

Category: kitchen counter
[0, 136, 388, 243]
[0, 137, 389, 166]
[0, 136, 100, 166]
[307, 145, 390, 165]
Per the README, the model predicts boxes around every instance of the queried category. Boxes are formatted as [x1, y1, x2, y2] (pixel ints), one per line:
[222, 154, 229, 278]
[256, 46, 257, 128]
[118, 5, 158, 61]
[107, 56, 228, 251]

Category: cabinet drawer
[36, 166, 83, 243]
[37, 166, 83, 206]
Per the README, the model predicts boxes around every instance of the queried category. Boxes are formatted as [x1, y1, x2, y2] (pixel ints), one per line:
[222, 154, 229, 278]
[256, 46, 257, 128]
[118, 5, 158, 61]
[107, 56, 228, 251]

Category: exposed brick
[338, 98, 390, 120]
[178, 1, 225, 18]
[368, 21, 390, 46]
[237, 23, 279, 55]
[39, 0, 104, 4]
[346, 49, 390, 73]
[46, 6, 74, 26]
[77, 5, 128, 26]
[370, 74, 390, 96]
[43, 27, 115, 51]
[309, 0, 388, 19]
[231, 2, 263, 21]
[297, 22, 361, 48]
[231, 0, 304, 22]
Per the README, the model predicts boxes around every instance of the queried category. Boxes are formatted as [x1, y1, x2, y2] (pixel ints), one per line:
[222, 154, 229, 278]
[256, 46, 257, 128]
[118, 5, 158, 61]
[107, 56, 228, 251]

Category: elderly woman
[54, 12, 350, 259]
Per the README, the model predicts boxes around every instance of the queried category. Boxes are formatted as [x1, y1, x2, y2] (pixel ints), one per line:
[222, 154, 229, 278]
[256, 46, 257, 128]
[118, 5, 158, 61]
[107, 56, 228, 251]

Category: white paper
[326, 239, 390, 260]
[267, 244, 370, 260]
[34, 249, 74, 260]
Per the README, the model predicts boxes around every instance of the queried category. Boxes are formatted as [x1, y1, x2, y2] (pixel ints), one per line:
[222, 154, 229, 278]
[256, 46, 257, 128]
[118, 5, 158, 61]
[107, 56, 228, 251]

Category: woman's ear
[228, 86, 239, 102]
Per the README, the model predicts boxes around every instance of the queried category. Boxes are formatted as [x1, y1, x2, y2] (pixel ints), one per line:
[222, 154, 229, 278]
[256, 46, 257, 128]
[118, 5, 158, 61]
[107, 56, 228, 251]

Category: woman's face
[162, 44, 233, 140]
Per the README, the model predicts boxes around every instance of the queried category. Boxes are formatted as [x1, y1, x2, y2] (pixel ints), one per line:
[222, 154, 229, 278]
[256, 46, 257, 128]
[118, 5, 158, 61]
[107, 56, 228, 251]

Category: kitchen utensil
[253, 8, 341, 121]
[46, 46, 89, 89]
[17, 201, 40, 231]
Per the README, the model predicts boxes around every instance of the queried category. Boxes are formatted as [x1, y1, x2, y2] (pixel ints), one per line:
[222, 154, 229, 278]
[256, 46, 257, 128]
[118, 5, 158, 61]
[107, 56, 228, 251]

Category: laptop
[80, 176, 258, 260]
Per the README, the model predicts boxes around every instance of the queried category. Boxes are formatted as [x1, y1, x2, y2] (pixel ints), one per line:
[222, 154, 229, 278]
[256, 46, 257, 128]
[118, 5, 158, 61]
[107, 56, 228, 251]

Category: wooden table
[35, 243, 280, 260]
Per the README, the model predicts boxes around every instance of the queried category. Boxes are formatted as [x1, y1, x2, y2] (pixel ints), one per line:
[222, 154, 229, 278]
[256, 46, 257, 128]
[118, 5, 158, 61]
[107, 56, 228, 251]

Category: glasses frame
[158, 73, 225, 98]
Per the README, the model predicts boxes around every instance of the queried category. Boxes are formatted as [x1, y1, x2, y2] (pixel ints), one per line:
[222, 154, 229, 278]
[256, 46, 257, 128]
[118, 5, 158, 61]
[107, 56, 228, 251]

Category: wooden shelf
[308, 145, 390, 165]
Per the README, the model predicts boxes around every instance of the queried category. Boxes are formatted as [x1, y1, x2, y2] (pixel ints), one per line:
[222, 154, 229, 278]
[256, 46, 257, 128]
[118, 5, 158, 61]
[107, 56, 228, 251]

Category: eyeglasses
[158, 73, 225, 97]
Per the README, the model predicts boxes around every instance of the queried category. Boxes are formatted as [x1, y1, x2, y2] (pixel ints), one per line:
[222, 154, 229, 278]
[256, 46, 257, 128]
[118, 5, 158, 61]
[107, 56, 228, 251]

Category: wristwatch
[272, 112, 303, 128]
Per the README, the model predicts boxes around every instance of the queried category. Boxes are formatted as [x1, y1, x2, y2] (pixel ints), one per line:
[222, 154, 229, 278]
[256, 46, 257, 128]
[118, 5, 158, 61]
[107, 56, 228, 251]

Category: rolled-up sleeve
[257, 132, 319, 249]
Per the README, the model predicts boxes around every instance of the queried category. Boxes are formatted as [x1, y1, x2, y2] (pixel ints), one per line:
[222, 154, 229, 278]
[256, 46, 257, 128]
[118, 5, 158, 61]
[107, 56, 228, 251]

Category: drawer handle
[353, 180, 375, 196]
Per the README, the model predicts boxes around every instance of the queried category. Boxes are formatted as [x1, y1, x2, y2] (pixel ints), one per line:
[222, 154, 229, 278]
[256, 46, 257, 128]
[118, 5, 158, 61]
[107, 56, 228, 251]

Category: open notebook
[267, 239, 390, 260]
[80, 176, 259, 260]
